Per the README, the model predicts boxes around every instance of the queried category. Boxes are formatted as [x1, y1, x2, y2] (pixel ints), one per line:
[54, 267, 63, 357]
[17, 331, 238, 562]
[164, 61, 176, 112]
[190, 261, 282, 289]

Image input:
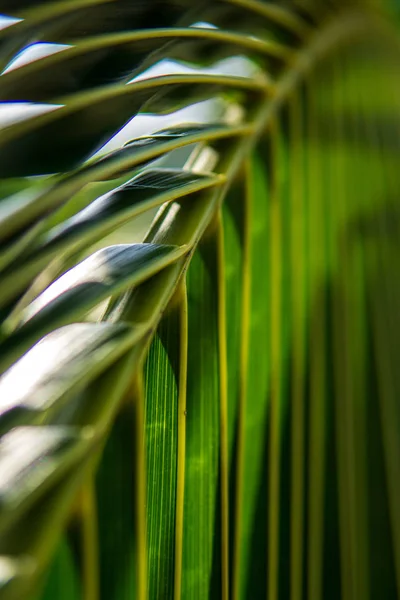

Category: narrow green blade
[232, 148, 270, 599]
[181, 229, 222, 599]
[144, 306, 180, 599]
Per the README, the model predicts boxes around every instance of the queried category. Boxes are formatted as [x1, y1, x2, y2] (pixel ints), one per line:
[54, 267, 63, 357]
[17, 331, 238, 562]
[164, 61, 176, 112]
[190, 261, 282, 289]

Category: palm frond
[0, 1, 399, 599]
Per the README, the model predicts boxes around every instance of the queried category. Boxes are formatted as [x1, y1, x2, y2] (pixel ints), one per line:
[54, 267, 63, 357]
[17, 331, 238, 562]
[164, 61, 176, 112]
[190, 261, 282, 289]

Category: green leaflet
[287, 91, 309, 600]
[0, 347, 139, 600]
[102, 186, 228, 600]
[81, 124, 249, 183]
[0, 0, 182, 73]
[221, 175, 244, 594]
[303, 37, 400, 600]
[144, 308, 180, 600]
[0, 170, 221, 311]
[0, 74, 267, 177]
[327, 54, 371, 600]
[0, 0, 112, 72]
[218, 181, 243, 464]
[0, 322, 142, 432]
[0, 28, 288, 102]
[0, 428, 96, 600]
[97, 280, 187, 600]
[72, 354, 147, 600]
[232, 146, 270, 599]
[182, 229, 222, 599]
[41, 169, 221, 257]
[0, 242, 183, 370]
[0, 127, 235, 244]
[305, 66, 340, 600]
[0, 426, 93, 537]
[334, 46, 400, 600]
[95, 403, 137, 600]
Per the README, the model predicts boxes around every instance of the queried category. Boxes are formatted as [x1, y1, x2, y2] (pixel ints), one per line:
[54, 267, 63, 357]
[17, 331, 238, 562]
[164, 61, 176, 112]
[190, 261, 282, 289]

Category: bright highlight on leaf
[0, 1, 399, 599]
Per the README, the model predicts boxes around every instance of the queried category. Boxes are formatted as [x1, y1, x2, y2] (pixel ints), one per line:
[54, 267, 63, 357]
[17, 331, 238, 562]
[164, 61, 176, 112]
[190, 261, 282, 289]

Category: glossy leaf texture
[0, 1, 399, 600]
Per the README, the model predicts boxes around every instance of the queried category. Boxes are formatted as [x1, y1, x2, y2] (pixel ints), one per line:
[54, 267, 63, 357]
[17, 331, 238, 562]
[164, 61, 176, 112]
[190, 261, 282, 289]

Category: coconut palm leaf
[0, 1, 400, 599]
